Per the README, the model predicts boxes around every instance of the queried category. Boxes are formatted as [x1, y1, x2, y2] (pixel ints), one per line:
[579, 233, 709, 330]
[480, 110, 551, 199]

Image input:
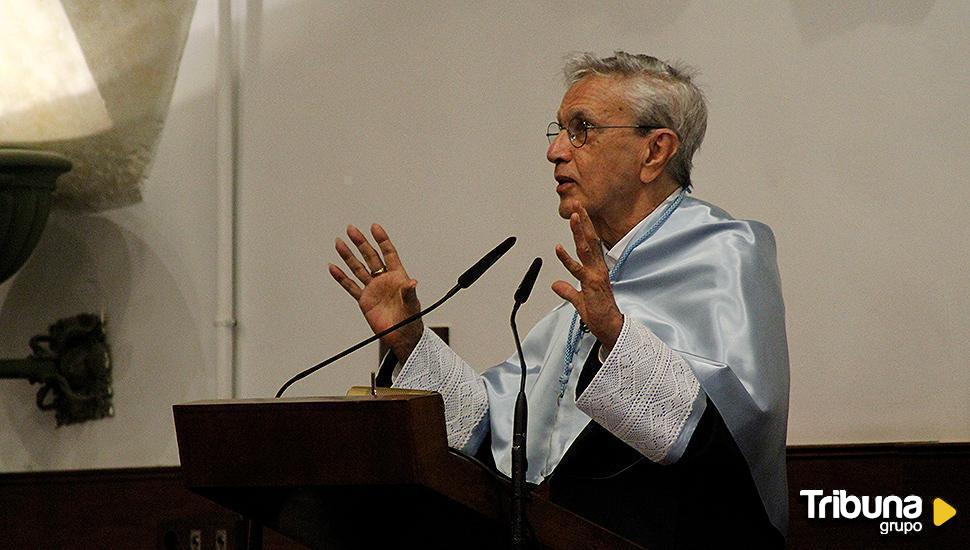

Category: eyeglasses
[546, 120, 661, 148]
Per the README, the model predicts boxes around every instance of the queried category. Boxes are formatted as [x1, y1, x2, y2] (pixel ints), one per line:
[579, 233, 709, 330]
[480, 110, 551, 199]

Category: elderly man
[329, 51, 789, 548]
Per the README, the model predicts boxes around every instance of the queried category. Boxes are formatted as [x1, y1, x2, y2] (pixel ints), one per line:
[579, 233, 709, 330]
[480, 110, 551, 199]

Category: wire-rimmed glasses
[546, 120, 661, 148]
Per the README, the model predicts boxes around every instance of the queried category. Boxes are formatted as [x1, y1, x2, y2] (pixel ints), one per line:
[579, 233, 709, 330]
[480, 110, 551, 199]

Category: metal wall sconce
[0, 150, 113, 426]
[0, 314, 112, 426]
[0, 0, 195, 426]
[0, 149, 71, 283]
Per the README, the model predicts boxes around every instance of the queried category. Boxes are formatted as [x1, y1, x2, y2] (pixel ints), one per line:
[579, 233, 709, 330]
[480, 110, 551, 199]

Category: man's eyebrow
[559, 108, 593, 124]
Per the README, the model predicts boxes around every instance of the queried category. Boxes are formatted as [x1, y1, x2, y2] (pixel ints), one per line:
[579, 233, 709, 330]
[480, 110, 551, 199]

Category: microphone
[457, 236, 516, 288]
[514, 256, 542, 306]
[274, 236, 516, 398]
[510, 257, 541, 549]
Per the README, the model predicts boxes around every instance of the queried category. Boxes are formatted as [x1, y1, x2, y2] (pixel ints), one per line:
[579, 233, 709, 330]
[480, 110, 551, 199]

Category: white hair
[563, 51, 708, 188]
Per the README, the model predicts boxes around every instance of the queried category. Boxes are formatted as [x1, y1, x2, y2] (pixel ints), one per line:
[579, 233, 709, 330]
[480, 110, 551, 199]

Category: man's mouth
[555, 175, 575, 193]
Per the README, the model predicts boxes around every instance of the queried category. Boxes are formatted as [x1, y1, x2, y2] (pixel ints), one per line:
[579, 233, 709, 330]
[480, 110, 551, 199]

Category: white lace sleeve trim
[576, 316, 701, 464]
[392, 328, 489, 451]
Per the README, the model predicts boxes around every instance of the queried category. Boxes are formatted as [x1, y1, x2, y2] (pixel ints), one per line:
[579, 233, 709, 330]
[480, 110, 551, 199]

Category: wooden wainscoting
[0, 467, 306, 550]
[787, 442, 968, 549]
[0, 443, 966, 549]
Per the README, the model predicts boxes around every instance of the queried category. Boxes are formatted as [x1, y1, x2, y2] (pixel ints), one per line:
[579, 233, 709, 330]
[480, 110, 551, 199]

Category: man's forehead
[556, 75, 630, 122]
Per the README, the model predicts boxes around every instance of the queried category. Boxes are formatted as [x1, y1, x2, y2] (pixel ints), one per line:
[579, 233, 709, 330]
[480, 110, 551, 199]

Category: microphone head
[514, 257, 543, 304]
[457, 236, 516, 288]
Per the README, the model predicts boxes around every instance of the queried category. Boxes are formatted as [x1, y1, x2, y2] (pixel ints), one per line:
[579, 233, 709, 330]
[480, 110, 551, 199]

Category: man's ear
[639, 129, 680, 183]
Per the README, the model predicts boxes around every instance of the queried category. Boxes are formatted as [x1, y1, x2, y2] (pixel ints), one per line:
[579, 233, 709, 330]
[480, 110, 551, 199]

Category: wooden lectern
[173, 392, 644, 549]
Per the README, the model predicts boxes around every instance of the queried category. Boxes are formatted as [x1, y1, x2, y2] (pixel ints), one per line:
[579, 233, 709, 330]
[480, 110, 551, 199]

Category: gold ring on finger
[370, 266, 387, 277]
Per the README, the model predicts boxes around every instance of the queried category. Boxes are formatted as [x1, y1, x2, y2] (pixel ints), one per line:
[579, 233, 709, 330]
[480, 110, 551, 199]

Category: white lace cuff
[393, 328, 489, 452]
[576, 316, 701, 464]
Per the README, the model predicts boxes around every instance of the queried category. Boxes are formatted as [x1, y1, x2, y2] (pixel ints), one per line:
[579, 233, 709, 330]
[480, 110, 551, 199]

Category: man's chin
[557, 201, 572, 219]
[558, 196, 583, 219]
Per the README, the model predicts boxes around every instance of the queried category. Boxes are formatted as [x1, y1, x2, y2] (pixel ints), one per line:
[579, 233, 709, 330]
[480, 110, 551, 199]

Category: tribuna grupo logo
[800, 490, 957, 535]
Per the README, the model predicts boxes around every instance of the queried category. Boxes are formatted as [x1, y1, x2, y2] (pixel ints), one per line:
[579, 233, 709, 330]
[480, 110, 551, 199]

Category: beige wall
[1, 0, 967, 473]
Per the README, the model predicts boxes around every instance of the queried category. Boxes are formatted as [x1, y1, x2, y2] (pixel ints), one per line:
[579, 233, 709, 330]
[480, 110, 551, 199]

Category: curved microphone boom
[274, 236, 517, 398]
[510, 257, 542, 549]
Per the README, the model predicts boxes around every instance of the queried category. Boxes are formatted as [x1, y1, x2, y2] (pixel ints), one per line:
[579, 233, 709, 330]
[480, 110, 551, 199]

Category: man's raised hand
[328, 223, 424, 360]
[551, 205, 624, 352]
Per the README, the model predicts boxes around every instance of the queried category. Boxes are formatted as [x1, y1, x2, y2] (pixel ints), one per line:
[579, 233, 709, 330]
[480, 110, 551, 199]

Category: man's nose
[546, 130, 572, 164]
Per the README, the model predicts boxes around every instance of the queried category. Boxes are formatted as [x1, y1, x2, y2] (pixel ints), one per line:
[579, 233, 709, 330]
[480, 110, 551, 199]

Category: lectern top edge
[175, 391, 436, 407]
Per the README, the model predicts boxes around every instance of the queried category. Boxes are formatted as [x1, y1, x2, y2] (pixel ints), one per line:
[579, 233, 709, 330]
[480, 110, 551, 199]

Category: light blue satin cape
[479, 195, 790, 533]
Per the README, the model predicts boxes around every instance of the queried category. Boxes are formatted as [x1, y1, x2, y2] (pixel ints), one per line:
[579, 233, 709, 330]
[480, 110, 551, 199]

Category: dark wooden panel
[787, 442, 969, 549]
[1, 442, 966, 549]
[174, 395, 449, 489]
[0, 467, 306, 550]
[174, 395, 644, 550]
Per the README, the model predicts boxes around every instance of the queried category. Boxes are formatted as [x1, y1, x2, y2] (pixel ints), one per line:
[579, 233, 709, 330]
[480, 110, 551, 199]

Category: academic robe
[382, 194, 790, 547]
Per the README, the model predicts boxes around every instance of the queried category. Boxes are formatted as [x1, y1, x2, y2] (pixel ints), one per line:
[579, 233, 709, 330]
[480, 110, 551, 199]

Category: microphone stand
[275, 236, 516, 398]
[275, 286, 459, 398]
[510, 302, 529, 549]
[510, 257, 541, 549]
